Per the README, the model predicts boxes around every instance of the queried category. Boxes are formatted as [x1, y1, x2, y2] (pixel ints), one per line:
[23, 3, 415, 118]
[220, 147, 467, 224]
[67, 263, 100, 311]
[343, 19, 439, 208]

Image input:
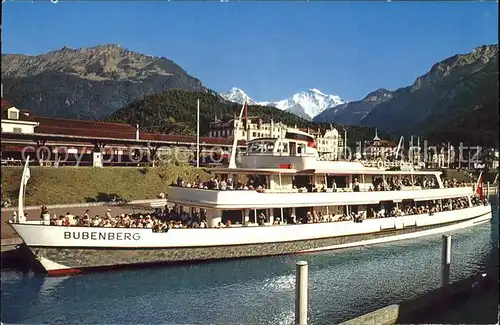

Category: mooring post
[441, 235, 452, 286]
[486, 181, 490, 197]
[295, 261, 308, 325]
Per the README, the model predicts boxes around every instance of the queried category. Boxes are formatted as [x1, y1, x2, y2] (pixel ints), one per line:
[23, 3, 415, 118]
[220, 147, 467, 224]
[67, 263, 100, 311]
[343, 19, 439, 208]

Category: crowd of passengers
[173, 175, 268, 191]
[443, 177, 468, 188]
[274, 196, 488, 225]
[366, 196, 488, 219]
[39, 206, 208, 232]
[37, 194, 488, 230]
[172, 174, 469, 193]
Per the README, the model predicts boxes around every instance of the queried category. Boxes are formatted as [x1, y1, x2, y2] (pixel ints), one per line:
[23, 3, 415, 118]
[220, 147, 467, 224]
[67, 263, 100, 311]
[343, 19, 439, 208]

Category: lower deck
[172, 195, 485, 228]
[19, 206, 492, 276]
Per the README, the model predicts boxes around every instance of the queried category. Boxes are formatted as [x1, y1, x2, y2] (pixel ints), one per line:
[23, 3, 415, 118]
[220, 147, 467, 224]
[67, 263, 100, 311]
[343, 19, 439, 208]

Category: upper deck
[168, 126, 472, 208]
[167, 185, 472, 209]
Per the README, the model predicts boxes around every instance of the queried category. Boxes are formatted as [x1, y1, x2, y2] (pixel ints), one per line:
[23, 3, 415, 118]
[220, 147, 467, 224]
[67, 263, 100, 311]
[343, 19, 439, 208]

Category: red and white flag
[475, 171, 484, 200]
[307, 140, 317, 149]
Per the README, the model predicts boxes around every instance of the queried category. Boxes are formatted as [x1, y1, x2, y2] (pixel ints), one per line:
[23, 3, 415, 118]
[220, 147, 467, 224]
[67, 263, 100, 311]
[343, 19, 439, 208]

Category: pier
[339, 270, 498, 325]
[1, 238, 24, 269]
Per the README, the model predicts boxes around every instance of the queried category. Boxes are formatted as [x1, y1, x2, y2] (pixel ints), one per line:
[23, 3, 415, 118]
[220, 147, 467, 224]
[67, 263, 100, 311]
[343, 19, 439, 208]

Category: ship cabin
[167, 129, 475, 228]
[246, 128, 317, 156]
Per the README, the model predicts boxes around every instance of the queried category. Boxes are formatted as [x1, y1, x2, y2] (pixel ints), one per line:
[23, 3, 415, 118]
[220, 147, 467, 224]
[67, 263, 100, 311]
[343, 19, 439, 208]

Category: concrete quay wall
[340, 270, 498, 325]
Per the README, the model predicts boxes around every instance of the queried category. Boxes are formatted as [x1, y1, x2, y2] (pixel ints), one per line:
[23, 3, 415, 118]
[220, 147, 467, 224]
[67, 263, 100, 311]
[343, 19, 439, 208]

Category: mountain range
[2, 43, 498, 147]
[314, 88, 393, 125]
[108, 89, 391, 147]
[221, 87, 346, 121]
[360, 45, 498, 137]
[1, 44, 210, 119]
[318, 44, 499, 146]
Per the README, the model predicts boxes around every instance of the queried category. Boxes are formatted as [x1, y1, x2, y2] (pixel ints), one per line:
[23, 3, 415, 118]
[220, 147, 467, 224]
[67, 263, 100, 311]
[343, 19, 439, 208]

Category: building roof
[210, 116, 273, 127]
[369, 139, 397, 147]
[30, 116, 245, 146]
[34, 116, 137, 132]
[2, 103, 246, 146]
[1, 105, 38, 123]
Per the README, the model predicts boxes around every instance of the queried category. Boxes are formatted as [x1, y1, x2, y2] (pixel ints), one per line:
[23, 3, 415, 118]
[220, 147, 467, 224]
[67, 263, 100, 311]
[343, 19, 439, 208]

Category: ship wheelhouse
[245, 128, 317, 157]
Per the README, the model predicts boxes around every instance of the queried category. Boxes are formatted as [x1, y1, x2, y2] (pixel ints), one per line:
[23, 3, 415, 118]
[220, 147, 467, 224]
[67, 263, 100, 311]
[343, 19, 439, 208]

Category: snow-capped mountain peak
[309, 88, 324, 95]
[267, 89, 346, 119]
[220, 87, 346, 120]
[220, 87, 255, 104]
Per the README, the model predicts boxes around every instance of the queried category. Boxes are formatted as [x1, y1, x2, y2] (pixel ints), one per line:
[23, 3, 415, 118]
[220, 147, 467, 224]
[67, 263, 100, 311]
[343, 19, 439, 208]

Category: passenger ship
[8, 121, 492, 276]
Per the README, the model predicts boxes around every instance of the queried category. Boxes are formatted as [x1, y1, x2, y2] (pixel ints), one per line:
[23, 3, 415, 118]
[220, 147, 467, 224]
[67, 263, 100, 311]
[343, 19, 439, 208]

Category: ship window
[263, 142, 274, 152]
[285, 132, 314, 142]
[8, 110, 19, 120]
[249, 140, 276, 153]
[13, 127, 22, 133]
[277, 142, 288, 153]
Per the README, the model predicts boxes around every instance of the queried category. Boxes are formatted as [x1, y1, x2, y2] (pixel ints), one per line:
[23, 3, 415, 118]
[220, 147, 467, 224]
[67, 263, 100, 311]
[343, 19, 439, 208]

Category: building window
[13, 127, 22, 133]
[8, 110, 19, 120]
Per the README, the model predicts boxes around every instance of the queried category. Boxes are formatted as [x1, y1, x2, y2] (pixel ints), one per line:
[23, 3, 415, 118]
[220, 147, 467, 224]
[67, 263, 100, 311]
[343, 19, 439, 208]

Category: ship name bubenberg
[64, 231, 141, 241]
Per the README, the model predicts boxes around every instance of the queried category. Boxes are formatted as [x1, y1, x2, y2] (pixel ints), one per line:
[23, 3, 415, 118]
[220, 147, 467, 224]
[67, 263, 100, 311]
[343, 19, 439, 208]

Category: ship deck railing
[170, 185, 468, 194]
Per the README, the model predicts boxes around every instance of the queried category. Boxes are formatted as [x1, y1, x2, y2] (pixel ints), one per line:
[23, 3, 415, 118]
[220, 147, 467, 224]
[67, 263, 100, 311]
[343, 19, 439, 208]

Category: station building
[1, 99, 245, 167]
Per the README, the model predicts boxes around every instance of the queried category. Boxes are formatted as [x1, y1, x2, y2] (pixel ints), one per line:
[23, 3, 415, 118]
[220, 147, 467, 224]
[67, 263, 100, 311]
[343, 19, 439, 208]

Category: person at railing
[194, 174, 201, 187]
[40, 206, 49, 221]
[353, 211, 364, 223]
[257, 213, 267, 226]
[220, 178, 228, 190]
[352, 178, 360, 192]
[45, 194, 476, 231]
[442, 177, 468, 188]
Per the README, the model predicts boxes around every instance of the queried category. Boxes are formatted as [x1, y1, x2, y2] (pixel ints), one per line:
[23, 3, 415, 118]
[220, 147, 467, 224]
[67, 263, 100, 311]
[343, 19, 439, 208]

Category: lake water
[2, 198, 498, 324]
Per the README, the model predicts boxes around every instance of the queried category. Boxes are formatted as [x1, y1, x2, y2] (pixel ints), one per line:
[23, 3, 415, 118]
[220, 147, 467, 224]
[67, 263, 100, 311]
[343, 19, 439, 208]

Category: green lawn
[1, 165, 209, 206]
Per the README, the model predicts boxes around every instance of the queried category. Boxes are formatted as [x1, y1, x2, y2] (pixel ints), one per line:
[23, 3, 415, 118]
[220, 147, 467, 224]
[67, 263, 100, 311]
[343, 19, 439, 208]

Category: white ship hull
[8, 205, 492, 276]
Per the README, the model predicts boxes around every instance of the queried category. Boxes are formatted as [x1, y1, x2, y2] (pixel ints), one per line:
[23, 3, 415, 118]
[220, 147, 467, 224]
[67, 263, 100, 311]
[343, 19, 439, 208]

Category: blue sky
[2, 1, 498, 101]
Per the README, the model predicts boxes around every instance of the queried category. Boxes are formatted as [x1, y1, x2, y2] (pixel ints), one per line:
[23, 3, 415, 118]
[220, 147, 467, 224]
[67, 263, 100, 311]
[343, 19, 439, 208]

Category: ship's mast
[395, 136, 404, 160]
[228, 98, 247, 169]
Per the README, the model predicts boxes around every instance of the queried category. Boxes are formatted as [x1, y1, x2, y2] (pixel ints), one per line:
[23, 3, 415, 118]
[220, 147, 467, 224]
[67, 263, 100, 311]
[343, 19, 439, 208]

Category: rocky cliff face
[313, 88, 393, 125]
[1, 44, 209, 119]
[360, 45, 499, 140]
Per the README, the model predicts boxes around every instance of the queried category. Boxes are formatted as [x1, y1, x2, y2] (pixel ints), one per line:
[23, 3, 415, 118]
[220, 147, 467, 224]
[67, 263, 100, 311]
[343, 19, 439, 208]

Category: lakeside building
[361, 129, 398, 161]
[1, 100, 40, 134]
[208, 116, 342, 160]
[1, 99, 243, 167]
